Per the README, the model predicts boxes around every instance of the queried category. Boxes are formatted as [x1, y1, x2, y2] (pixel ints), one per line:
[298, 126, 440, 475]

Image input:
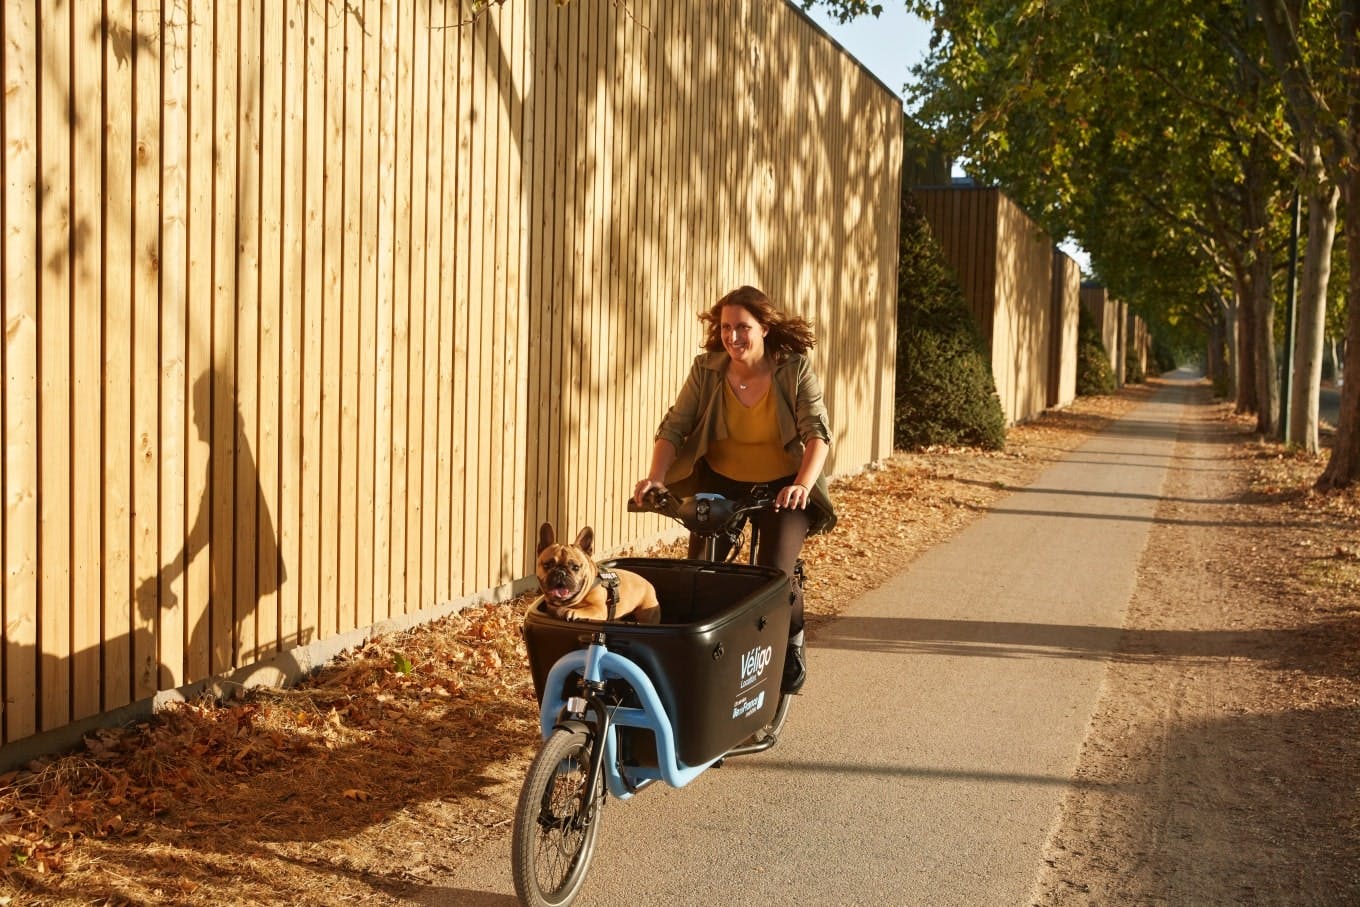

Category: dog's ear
[537, 522, 556, 556]
[574, 526, 594, 556]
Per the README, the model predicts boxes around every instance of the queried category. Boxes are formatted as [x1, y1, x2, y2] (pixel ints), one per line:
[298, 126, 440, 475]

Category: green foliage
[1076, 305, 1116, 396]
[895, 192, 1006, 450]
[856, 0, 1286, 376]
[800, 0, 884, 25]
[1150, 338, 1180, 375]
[1125, 343, 1147, 384]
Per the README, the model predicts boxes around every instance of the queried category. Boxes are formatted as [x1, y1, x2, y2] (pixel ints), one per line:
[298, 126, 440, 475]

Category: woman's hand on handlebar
[633, 478, 669, 507]
[774, 482, 811, 511]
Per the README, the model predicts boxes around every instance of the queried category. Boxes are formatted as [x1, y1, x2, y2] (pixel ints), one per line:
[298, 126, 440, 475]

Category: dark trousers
[685, 460, 809, 636]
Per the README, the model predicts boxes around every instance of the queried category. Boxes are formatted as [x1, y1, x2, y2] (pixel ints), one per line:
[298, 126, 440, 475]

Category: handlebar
[627, 489, 775, 536]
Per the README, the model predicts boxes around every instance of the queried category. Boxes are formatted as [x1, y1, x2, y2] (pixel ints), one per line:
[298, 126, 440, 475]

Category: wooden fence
[1129, 314, 1151, 377]
[1049, 250, 1081, 408]
[913, 186, 1055, 424]
[1, 0, 902, 749]
[1081, 284, 1125, 383]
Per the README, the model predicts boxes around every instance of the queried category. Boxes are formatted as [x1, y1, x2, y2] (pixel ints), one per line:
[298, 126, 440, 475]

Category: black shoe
[781, 642, 806, 694]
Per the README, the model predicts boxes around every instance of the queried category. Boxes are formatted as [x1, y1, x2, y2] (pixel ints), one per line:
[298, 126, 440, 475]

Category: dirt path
[1032, 383, 1360, 904]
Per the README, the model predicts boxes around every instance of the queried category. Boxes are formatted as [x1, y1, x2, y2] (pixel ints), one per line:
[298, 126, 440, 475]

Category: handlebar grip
[628, 488, 679, 517]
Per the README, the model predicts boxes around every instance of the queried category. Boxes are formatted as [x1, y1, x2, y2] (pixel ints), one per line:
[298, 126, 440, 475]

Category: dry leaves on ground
[1, 379, 1355, 906]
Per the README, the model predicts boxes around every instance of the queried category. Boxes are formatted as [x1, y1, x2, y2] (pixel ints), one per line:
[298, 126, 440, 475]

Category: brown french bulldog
[535, 523, 661, 623]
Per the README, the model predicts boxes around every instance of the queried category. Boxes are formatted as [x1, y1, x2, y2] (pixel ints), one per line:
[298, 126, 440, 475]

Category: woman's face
[720, 304, 768, 366]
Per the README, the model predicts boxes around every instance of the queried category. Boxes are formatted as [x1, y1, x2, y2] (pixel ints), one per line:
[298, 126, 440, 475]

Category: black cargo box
[522, 558, 790, 766]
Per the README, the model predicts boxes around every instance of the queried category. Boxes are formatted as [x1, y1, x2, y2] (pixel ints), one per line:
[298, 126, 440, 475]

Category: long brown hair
[699, 286, 817, 358]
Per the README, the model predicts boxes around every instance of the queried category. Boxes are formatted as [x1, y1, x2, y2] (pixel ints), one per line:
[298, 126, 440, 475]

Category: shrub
[894, 193, 1006, 450]
[1125, 342, 1147, 384]
[1151, 338, 1179, 375]
[1075, 305, 1116, 395]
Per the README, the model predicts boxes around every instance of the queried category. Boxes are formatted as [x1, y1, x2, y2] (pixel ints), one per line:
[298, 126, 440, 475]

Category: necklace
[733, 362, 766, 392]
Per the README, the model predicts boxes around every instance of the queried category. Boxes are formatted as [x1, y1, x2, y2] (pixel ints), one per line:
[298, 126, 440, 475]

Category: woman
[633, 285, 836, 694]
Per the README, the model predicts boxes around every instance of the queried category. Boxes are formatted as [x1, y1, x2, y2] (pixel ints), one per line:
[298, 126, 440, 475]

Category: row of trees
[808, 0, 1359, 489]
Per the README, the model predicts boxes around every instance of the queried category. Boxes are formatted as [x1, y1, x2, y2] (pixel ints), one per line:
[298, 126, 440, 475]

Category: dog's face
[535, 523, 597, 610]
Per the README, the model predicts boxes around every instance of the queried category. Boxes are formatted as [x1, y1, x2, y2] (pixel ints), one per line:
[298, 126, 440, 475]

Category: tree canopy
[810, 0, 1359, 485]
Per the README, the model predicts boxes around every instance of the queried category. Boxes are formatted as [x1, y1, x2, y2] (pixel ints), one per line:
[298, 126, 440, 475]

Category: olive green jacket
[655, 351, 837, 534]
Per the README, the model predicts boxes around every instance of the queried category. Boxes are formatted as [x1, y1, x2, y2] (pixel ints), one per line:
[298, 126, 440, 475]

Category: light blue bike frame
[538, 638, 721, 801]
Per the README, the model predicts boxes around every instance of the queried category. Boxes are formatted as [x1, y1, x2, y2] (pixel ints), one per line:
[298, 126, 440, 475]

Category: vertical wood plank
[235, 0, 261, 666]
[391, 0, 415, 617]
[131, 0, 162, 700]
[560, 3, 581, 531]
[408, 0, 431, 613]
[433, 0, 456, 603]
[320, 0, 344, 642]
[429, 1, 452, 608]
[3, 0, 40, 741]
[159, 0, 189, 691]
[553, 3, 572, 534]
[489, 1, 511, 590]
[651, 0, 669, 426]
[427, 5, 448, 604]
[537, 5, 557, 536]
[598, 0, 615, 543]
[183, 0, 215, 684]
[70, 0, 104, 721]
[524, 0, 549, 546]
[505, 0, 527, 578]
[338, 0, 363, 635]
[101, 0, 134, 711]
[615, 0, 634, 538]
[532, 1, 552, 536]
[256, 0, 283, 658]
[355, 0, 381, 632]
[210, 0, 238, 677]
[300, 0, 326, 649]
[462, 8, 486, 592]
[481, 4, 503, 587]
[279, 0, 306, 649]
[38, 0, 73, 733]
[619, 0, 643, 536]
[576, 0, 597, 541]
[373, 0, 399, 623]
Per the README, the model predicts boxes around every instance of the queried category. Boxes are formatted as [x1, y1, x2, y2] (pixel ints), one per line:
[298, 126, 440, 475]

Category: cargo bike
[512, 490, 803, 907]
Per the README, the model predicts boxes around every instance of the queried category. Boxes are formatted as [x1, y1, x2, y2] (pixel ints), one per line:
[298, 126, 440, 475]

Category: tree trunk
[1316, 0, 1360, 488]
[1235, 277, 1258, 415]
[1207, 315, 1227, 390]
[1254, 271, 1280, 438]
[1317, 176, 1360, 488]
[1246, 175, 1280, 436]
[1290, 160, 1339, 452]
[1222, 292, 1238, 400]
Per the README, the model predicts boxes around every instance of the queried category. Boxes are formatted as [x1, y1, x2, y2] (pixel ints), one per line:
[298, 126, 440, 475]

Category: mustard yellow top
[704, 382, 796, 482]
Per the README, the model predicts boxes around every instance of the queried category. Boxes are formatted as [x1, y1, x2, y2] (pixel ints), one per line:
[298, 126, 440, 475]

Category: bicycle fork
[550, 635, 614, 829]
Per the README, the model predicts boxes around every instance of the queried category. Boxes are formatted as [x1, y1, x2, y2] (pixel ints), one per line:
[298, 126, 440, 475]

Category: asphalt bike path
[435, 372, 1200, 906]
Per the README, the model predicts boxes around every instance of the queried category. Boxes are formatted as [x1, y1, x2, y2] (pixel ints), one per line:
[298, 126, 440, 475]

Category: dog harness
[592, 570, 621, 621]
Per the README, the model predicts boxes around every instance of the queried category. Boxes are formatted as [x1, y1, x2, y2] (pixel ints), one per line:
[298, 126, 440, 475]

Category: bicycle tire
[511, 727, 604, 907]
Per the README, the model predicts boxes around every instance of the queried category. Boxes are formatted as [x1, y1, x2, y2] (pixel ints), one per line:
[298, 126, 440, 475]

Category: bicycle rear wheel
[511, 727, 604, 907]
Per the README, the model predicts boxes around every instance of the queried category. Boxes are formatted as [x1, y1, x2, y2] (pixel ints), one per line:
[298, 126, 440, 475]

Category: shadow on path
[816, 615, 1360, 679]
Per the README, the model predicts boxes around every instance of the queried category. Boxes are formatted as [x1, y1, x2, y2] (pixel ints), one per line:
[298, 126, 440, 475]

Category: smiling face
[720, 304, 768, 367]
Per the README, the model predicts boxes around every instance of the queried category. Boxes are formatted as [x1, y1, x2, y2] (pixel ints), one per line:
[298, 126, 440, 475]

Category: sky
[803, 4, 934, 110]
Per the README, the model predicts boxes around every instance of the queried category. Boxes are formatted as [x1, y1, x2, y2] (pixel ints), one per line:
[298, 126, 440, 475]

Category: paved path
[431, 373, 1200, 906]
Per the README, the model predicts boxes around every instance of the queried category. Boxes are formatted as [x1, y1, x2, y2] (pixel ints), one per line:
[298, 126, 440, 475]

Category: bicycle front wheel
[511, 727, 604, 907]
